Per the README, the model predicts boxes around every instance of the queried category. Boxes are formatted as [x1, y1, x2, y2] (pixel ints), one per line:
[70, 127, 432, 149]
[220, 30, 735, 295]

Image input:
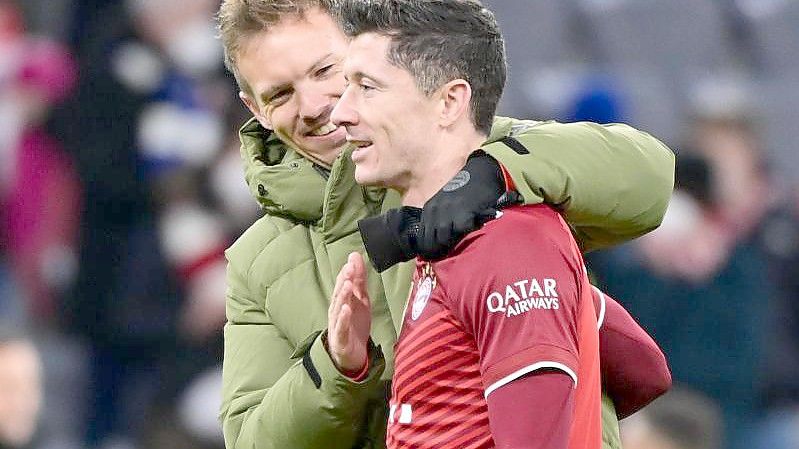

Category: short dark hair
[334, 0, 506, 135]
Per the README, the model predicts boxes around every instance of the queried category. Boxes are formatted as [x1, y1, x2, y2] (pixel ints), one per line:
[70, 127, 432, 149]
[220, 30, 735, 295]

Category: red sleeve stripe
[592, 286, 606, 330]
[484, 361, 578, 398]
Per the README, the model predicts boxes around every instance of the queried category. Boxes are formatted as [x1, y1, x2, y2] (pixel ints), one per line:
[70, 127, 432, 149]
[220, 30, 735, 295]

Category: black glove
[358, 151, 522, 272]
[358, 206, 422, 272]
[413, 150, 520, 260]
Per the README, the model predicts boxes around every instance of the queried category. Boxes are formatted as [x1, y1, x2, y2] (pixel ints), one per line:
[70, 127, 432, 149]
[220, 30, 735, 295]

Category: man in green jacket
[216, 1, 674, 448]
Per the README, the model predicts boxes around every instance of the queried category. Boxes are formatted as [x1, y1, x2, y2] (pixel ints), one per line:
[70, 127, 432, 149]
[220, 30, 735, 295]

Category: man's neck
[400, 129, 487, 207]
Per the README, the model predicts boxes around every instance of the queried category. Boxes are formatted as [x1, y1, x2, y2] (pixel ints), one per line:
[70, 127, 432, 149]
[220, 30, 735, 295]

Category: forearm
[483, 118, 675, 251]
[599, 294, 671, 418]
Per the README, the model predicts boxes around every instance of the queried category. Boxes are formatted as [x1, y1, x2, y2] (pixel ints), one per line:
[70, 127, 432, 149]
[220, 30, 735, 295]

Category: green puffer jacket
[221, 116, 674, 449]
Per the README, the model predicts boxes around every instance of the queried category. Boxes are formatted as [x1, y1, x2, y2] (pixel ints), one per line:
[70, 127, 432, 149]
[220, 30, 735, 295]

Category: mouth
[307, 122, 340, 137]
[347, 137, 374, 162]
[347, 138, 373, 148]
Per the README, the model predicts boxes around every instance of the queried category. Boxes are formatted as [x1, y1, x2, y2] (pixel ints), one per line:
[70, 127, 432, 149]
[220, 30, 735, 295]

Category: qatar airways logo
[486, 278, 560, 317]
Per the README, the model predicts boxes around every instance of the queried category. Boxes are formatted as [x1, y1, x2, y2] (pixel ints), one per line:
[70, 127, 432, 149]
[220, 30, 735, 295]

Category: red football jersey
[387, 204, 601, 449]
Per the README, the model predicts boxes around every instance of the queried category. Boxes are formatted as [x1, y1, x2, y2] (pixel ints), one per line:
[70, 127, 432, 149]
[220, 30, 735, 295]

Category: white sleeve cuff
[484, 361, 578, 398]
[592, 286, 606, 330]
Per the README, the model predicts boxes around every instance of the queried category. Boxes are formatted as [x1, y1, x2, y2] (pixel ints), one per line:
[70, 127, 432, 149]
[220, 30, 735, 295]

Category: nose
[332, 84, 358, 128]
[298, 88, 332, 124]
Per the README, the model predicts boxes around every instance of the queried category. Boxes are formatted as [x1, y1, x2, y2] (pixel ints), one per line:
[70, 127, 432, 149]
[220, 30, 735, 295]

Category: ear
[438, 79, 472, 128]
[240, 91, 272, 129]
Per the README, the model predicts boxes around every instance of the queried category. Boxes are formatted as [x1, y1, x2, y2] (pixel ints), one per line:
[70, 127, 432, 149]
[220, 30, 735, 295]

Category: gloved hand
[358, 206, 422, 273]
[414, 150, 519, 259]
[358, 151, 522, 272]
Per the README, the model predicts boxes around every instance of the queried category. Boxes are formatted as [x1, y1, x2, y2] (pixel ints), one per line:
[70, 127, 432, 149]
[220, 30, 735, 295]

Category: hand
[327, 252, 372, 373]
[415, 151, 517, 259]
[357, 152, 522, 271]
[358, 206, 422, 272]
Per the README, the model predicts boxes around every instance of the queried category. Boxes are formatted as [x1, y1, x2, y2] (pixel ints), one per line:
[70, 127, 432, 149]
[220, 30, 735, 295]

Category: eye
[268, 88, 292, 106]
[359, 82, 376, 93]
[315, 64, 335, 78]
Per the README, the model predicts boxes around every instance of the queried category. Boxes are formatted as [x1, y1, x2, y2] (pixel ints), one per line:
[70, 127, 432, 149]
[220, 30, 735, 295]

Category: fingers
[330, 279, 355, 361]
[417, 213, 437, 257]
[414, 206, 500, 259]
[331, 253, 370, 330]
[348, 252, 364, 284]
[349, 252, 365, 281]
[348, 252, 371, 308]
[452, 210, 478, 232]
[417, 208, 452, 259]
[332, 260, 353, 301]
[330, 278, 353, 329]
[436, 222, 453, 256]
[334, 302, 352, 349]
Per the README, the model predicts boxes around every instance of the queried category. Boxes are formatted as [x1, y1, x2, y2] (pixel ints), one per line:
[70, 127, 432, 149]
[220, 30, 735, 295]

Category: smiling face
[331, 33, 440, 190]
[236, 8, 349, 165]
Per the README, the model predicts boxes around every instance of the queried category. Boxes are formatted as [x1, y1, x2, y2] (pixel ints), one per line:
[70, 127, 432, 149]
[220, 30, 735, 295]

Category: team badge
[411, 263, 436, 320]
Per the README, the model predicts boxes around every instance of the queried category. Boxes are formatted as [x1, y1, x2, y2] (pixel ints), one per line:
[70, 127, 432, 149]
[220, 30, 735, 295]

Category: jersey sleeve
[592, 287, 672, 418]
[486, 371, 575, 449]
[441, 205, 585, 397]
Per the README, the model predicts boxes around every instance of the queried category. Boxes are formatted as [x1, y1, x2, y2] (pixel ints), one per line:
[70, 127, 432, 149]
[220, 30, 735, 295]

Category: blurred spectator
[686, 86, 799, 411]
[687, 87, 772, 240]
[0, 328, 43, 449]
[633, 156, 734, 284]
[685, 75, 799, 449]
[589, 153, 771, 449]
[0, 0, 80, 324]
[53, 0, 246, 446]
[621, 386, 723, 449]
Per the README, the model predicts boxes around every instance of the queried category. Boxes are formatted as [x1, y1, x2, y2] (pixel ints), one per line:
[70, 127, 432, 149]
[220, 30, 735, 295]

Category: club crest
[411, 276, 433, 320]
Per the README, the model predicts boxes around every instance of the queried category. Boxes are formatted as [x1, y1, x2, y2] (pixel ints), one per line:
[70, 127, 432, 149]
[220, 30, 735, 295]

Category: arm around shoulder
[483, 118, 675, 251]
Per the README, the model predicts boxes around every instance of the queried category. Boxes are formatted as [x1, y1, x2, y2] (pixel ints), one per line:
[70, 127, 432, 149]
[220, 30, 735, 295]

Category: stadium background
[1, 0, 798, 448]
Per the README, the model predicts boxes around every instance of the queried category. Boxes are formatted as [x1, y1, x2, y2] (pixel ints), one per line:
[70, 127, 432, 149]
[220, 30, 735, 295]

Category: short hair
[217, 0, 334, 94]
[334, 0, 506, 135]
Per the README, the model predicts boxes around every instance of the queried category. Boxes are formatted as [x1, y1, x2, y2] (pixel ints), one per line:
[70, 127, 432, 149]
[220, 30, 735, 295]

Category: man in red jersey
[328, 1, 623, 447]
[331, 254, 667, 447]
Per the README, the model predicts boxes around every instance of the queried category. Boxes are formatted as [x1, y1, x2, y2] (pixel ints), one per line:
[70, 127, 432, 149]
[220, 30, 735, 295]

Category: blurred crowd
[0, 0, 798, 449]
[1, 0, 253, 448]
